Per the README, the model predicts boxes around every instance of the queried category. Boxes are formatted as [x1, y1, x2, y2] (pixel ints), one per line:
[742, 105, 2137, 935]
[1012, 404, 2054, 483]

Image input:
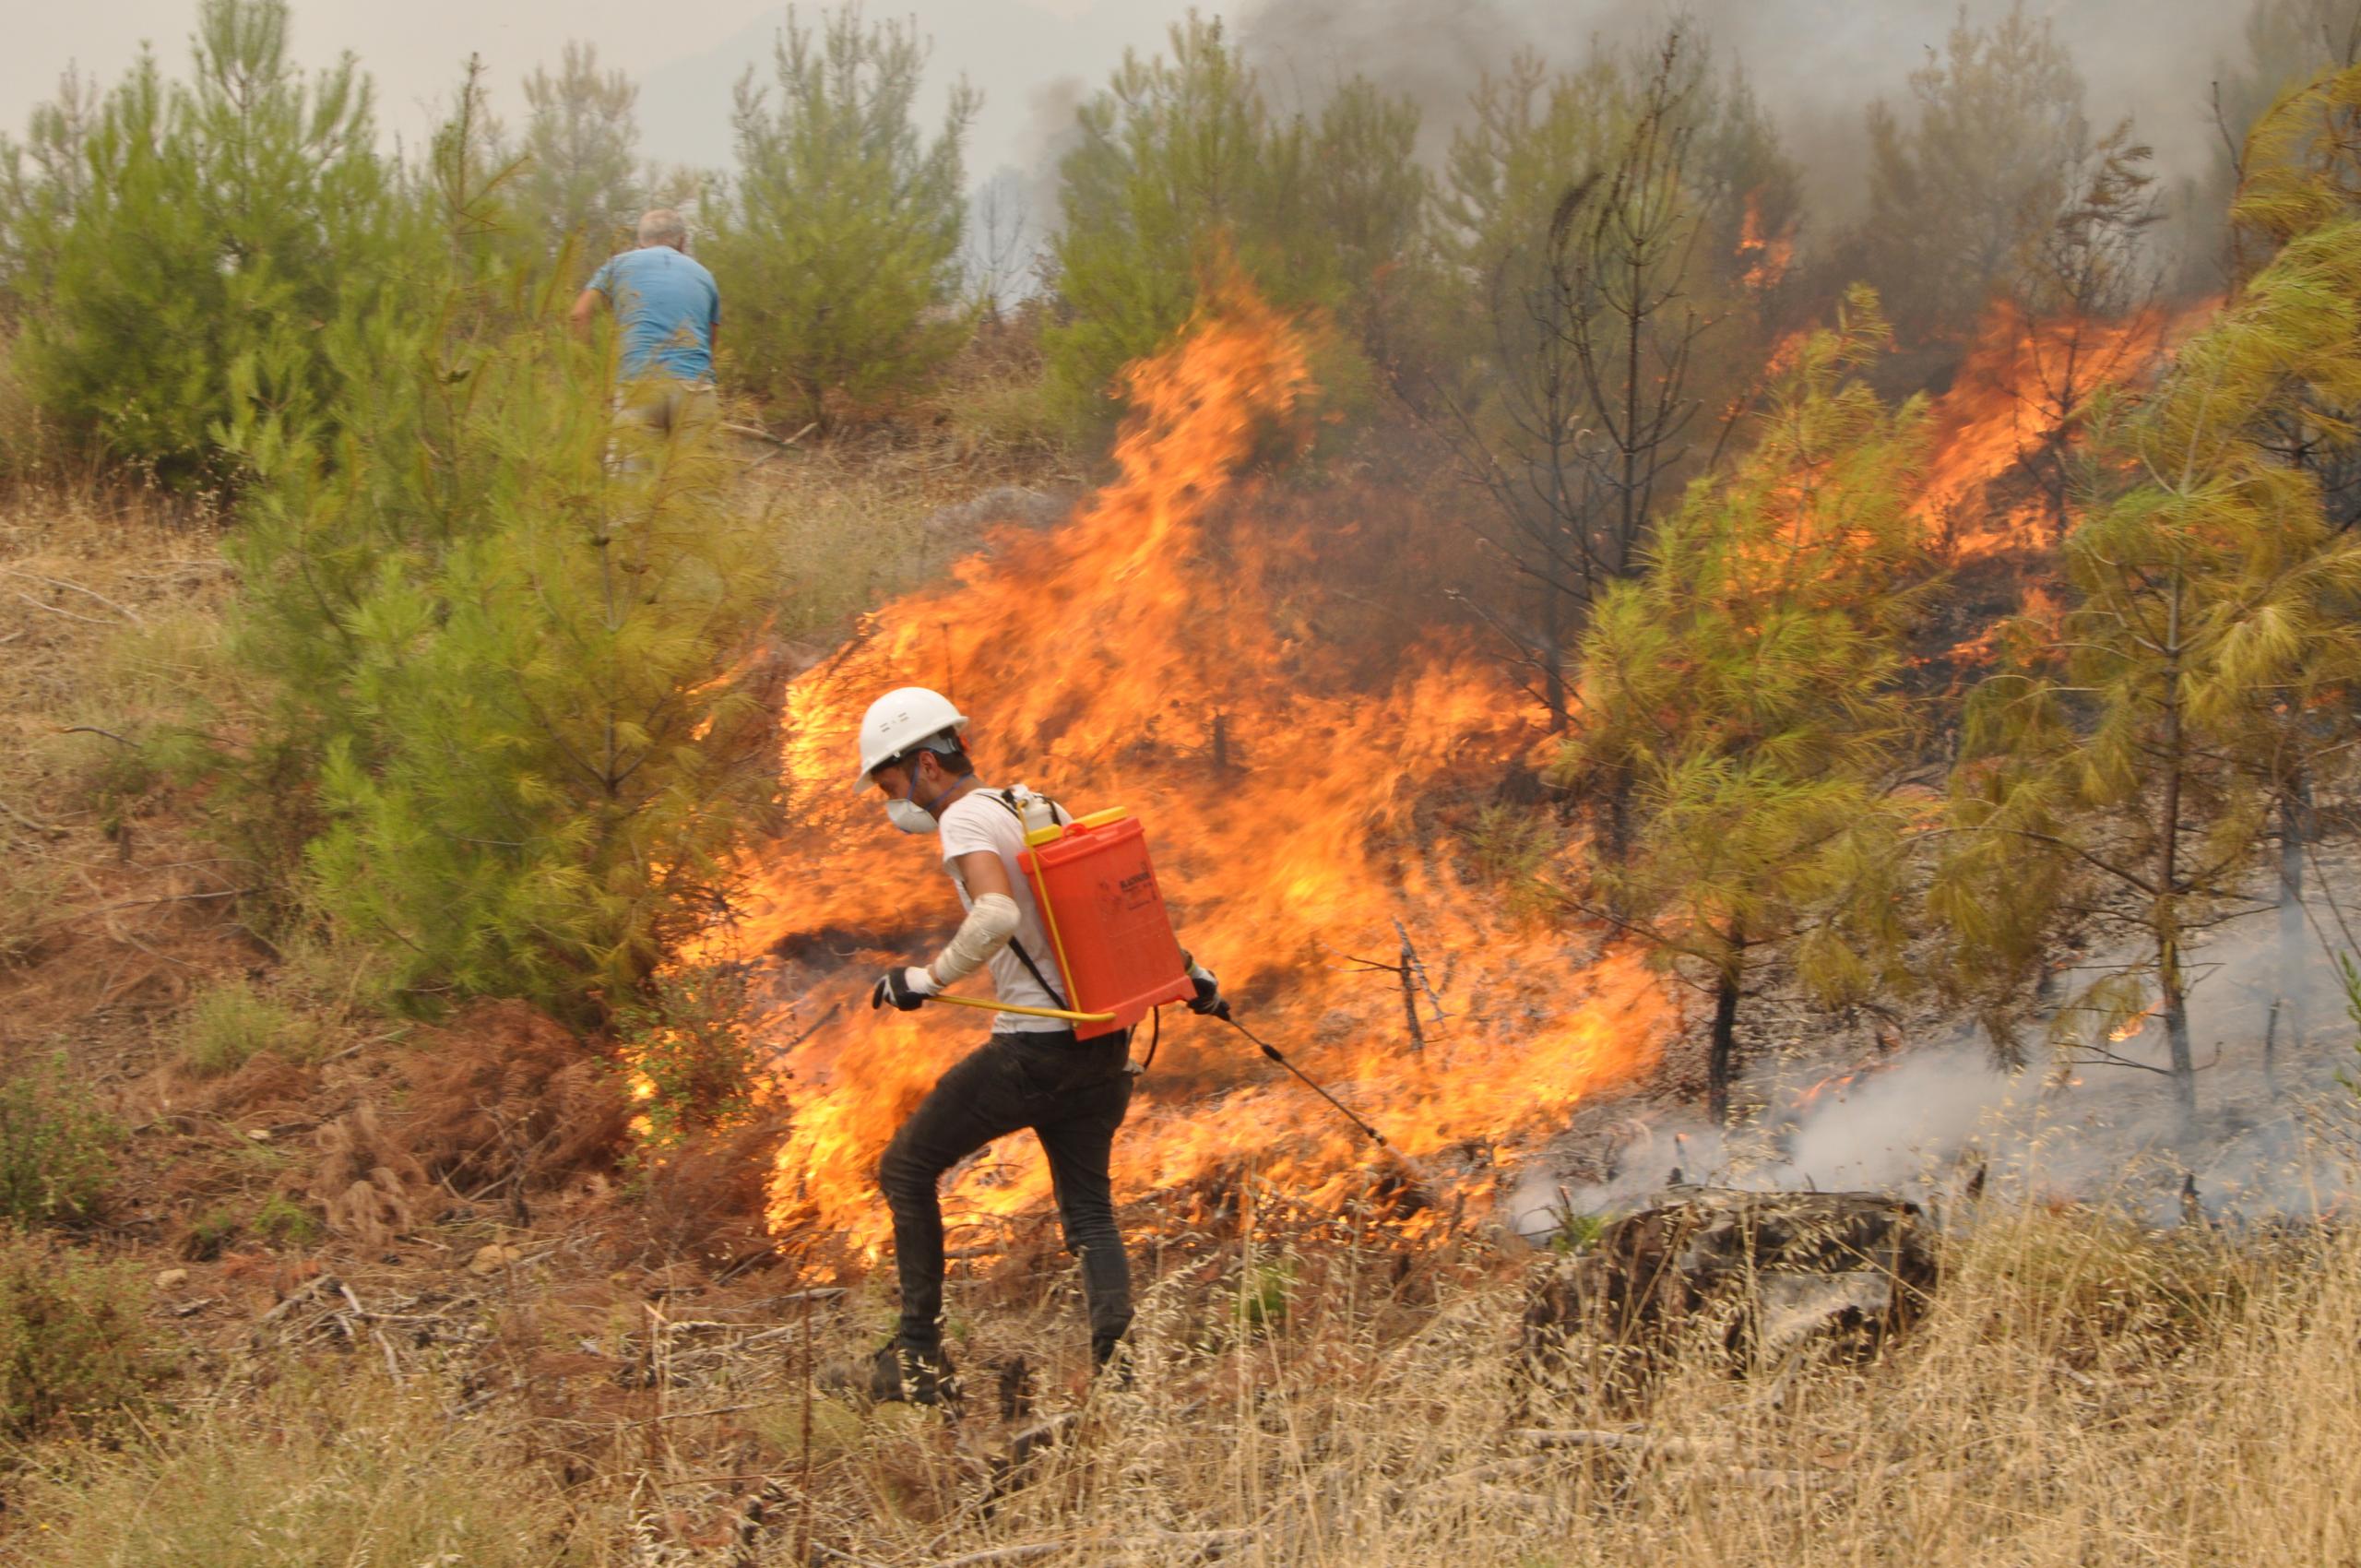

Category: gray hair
[636, 208, 688, 248]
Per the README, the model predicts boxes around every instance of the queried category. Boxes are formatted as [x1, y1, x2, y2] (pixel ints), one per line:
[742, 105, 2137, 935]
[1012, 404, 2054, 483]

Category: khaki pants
[608, 378, 718, 473]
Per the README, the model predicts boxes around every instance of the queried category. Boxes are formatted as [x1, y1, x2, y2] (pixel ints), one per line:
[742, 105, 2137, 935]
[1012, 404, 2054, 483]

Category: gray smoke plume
[1507, 909, 2361, 1233]
[1238, 0, 2256, 224]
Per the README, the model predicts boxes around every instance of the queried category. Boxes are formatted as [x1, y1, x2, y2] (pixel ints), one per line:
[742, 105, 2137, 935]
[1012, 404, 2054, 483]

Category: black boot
[1090, 1333, 1133, 1389]
[870, 1340, 959, 1408]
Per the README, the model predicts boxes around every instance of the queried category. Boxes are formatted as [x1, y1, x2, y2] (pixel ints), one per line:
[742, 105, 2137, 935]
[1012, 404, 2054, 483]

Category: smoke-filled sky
[9, 0, 2259, 208]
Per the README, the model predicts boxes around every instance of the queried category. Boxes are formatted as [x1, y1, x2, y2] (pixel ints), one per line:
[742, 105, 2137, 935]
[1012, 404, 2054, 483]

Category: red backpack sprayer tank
[923, 804, 1194, 1039]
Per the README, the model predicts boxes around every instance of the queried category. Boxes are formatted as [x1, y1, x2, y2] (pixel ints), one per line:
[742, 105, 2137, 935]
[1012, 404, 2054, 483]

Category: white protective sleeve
[929, 891, 1022, 985]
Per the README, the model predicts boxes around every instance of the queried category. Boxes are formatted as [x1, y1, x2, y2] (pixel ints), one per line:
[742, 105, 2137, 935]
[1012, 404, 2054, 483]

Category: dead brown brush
[309, 1102, 431, 1250]
[631, 1113, 781, 1267]
[193, 1049, 314, 1122]
[402, 999, 630, 1196]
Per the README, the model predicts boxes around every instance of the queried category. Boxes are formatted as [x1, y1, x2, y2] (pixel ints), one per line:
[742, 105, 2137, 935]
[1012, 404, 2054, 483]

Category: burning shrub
[616, 963, 763, 1153]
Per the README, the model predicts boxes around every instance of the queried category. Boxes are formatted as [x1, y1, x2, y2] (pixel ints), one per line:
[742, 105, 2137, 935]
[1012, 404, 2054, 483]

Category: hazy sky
[7, 0, 2256, 220]
[4, 0, 1182, 179]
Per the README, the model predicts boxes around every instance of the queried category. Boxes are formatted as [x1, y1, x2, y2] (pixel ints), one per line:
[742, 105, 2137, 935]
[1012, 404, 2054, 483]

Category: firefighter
[855, 685, 1227, 1406]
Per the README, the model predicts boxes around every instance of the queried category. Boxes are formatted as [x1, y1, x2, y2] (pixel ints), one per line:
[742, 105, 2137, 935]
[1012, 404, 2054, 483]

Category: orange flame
[1737, 195, 1795, 293]
[693, 282, 1673, 1260]
[1916, 299, 2216, 561]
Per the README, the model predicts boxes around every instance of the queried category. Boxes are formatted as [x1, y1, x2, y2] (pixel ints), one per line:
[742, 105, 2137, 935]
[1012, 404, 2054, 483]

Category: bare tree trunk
[1538, 576, 1568, 731]
[2275, 775, 2311, 1070]
[2156, 583, 2197, 1129]
[2158, 940, 2196, 1128]
[1709, 927, 1745, 1127]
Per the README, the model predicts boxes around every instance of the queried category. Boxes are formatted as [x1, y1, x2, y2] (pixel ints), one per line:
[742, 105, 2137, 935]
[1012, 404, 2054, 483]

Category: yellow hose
[926, 992, 1116, 1024]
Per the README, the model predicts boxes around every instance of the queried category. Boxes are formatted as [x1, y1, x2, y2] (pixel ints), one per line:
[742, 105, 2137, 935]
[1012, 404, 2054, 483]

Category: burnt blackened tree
[1429, 30, 1773, 731]
[2011, 123, 2166, 541]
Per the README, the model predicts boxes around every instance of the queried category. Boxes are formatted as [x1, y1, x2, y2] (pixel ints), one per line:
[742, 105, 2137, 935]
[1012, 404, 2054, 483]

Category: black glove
[871, 966, 935, 1012]
[1183, 956, 1230, 1020]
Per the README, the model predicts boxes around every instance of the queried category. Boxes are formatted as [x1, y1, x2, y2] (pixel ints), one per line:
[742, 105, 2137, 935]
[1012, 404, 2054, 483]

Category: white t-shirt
[936, 787, 1074, 1034]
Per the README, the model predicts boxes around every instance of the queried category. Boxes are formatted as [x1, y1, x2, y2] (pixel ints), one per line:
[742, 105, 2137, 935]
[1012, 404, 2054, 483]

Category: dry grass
[6, 1195, 2353, 1565]
[730, 369, 1085, 652]
[748, 1202, 2361, 1568]
[16, 1369, 617, 1565]
[0, 482, 247, 1033]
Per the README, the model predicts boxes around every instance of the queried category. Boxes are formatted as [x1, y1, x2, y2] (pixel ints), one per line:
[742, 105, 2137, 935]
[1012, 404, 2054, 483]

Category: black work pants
[877, 1028, 1134, 1354]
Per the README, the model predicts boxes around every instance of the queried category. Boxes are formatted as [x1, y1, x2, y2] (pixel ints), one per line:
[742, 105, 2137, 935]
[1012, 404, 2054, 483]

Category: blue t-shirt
[587, 247, 719, 382]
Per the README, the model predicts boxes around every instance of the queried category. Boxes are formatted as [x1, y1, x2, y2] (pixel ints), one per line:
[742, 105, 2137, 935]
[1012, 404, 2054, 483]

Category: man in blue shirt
[572, 208, 721, 461]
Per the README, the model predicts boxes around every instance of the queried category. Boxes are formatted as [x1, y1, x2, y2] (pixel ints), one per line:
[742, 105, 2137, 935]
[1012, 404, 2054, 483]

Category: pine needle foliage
[513, 42, 645, 276]
[1552, 289, 1933, 1122]
[2231, 55, 2361, 258]
[706, 6, 978, 429]
[215, 86, 784, 1025]
[1931, 163, 2361, 1118]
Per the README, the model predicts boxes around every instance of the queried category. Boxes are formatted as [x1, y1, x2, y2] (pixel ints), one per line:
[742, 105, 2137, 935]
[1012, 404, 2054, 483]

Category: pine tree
[1552, 291, 1932, 1124]
[706, 5, 977, 429]
[1932, 172, 2361, 1123]
[514, 42, 644, 275]
[217, 77, 783, 1022]
[4, 0, 399, 484]
[1045, 16, 1427, 426]
[1856, 2, 2091, 340]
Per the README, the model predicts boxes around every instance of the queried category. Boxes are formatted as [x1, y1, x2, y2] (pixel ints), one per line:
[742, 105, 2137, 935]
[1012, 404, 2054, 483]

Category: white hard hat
[854, 686, 969, 785]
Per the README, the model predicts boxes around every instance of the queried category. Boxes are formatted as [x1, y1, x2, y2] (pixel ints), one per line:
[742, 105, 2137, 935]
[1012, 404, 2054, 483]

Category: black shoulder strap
[985, 789, 1070, 1013]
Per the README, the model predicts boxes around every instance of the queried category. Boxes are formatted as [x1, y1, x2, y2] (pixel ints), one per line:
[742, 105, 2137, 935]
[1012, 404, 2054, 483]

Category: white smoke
[1507, 910, 2361, 1233]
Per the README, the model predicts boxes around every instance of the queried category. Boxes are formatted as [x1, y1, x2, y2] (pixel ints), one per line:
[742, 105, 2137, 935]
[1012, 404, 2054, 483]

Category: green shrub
[0, 1059, 116, 1226]
[1235, 1257, 1297, 1331]
[252, 1193, 319, 1249]
[0, 1229, 154, 1437]
[2, 0, 405, 484]
[0, 328, 58, 487]
[1548, 1209, 1609, 1253]
[178, 981, 314, 1078]
[182, 1206, 241, 1261]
